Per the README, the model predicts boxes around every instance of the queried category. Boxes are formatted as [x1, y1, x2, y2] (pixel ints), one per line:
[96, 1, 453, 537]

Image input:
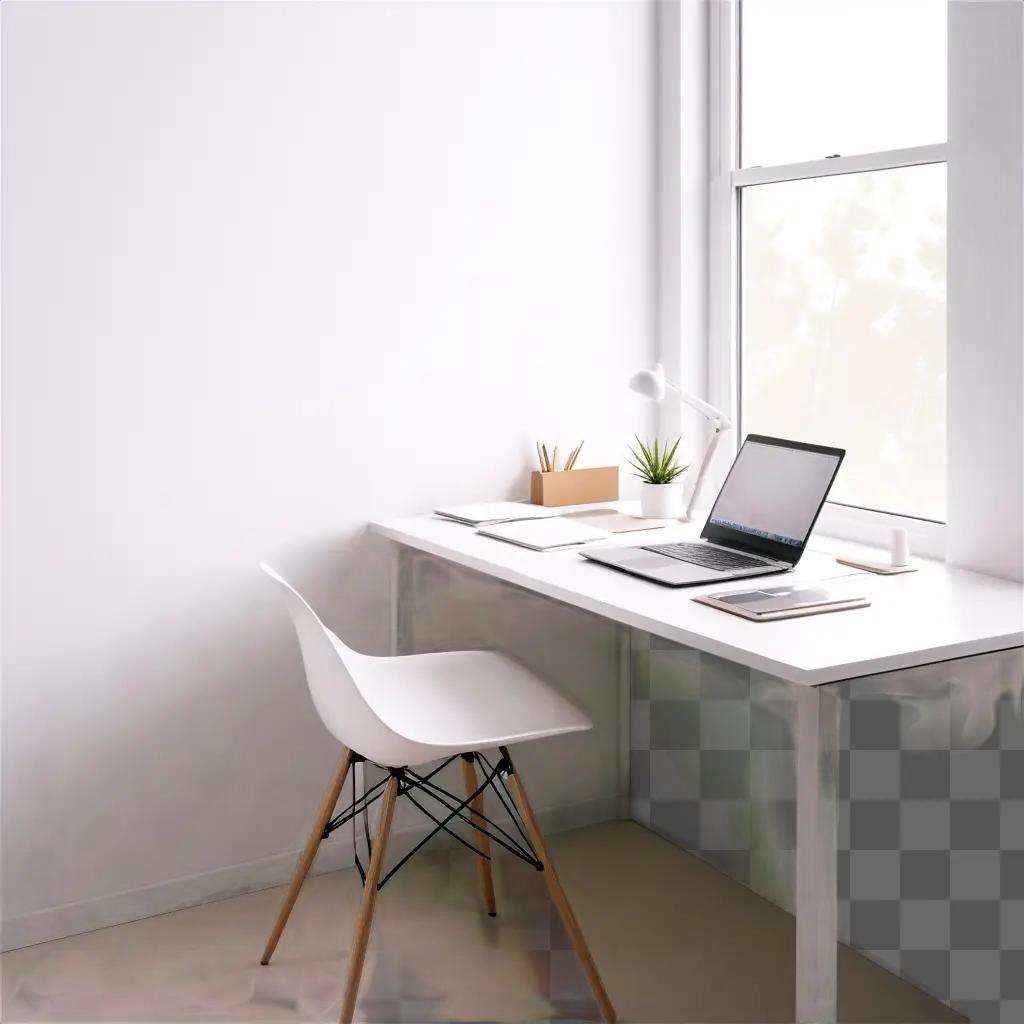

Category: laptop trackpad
[617, 553, 678, 570]
[607, 552, 711, 583]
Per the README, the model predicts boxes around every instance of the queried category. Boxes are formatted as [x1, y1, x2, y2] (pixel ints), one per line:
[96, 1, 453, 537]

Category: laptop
[582, 434, 845, 587]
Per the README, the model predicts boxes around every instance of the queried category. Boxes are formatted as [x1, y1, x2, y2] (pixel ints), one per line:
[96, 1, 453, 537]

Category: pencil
[536, 441, 545, 472]
[541, 444, 552, 473]
[566, 440, 584, 471]
[552, 446, 561, 472]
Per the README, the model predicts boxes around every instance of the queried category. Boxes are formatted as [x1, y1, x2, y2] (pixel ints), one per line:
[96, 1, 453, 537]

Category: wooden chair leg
[261, 748, 352, 965]
[460, 754, 497, 916]
[503, 750, 616, 1024]
[340, 773, 400, 1024]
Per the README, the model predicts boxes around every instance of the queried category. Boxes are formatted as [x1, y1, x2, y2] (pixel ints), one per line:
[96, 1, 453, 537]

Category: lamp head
[627, 362, 667, 403]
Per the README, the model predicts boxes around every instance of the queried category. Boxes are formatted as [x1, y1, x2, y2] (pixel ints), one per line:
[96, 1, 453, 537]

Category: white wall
[946, 0, 1024, 582]
[1, 0, 656, 946]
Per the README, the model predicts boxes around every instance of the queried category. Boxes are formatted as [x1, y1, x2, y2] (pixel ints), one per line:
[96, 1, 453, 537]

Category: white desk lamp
[627, 362, 732, 522]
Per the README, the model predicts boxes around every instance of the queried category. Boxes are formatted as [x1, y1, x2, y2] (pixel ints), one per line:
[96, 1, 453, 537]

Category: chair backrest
[260, 564, 408, 764]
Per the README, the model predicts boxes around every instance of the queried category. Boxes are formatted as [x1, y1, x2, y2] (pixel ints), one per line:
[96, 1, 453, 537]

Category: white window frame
[707, 0, 948, 558]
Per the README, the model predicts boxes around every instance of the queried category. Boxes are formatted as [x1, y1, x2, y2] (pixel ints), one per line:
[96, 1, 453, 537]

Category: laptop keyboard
[642, 541, 770, 571]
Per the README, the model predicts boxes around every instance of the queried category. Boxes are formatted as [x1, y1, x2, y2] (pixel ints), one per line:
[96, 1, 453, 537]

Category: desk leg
[388, 540, 403, 657]
[618, 625, 631, 817]
[795, 684, 840, 1024]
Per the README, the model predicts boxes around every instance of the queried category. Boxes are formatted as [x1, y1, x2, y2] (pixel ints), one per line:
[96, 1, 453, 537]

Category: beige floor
[2, 821, 962, 1023]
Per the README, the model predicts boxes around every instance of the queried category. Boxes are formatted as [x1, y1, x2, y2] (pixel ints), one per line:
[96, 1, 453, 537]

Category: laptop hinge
[705, 540, 792, 568]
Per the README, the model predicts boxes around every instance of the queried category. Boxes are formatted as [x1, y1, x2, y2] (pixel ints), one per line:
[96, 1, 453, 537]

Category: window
[729, 0, 948, 524]
[740, 0, 947, 168]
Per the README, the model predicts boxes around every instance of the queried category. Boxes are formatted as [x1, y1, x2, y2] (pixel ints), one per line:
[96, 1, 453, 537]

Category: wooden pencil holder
[529, 466, 619, 507]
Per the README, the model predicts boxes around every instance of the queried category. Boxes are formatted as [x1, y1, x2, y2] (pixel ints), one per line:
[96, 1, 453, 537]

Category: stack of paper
[434, 502, 558, 527]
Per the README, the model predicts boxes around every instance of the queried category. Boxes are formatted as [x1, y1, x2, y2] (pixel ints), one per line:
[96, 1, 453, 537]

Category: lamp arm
[664, 380, 731, 429]
[685, 421, 729, 521]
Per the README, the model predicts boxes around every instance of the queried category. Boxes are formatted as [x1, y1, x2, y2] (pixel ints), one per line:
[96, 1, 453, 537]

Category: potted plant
[628, 436, 688, 519]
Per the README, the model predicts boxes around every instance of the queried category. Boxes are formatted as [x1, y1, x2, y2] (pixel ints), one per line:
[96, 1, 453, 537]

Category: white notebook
[434, 502, 558, 527]
[476, 517, 608, 551]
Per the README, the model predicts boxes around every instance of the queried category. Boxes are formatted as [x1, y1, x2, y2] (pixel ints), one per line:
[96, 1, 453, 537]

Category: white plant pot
[640, 481, 685, 520]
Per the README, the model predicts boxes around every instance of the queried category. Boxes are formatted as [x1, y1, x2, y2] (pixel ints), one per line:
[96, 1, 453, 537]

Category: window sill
[814, 502, 946, 561]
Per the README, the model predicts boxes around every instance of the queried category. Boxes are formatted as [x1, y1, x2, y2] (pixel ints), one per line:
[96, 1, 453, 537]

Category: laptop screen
[702, 436, 845, 561]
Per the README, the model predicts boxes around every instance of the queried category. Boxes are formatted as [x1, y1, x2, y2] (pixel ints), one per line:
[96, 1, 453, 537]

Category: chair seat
[347, 648, 592, 765]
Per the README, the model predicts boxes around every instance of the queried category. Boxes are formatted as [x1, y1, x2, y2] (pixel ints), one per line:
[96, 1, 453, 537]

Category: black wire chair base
[322, 751, 542, 892]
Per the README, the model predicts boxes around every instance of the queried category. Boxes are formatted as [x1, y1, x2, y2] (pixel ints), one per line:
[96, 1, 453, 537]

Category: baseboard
[1, 795, 619, 952]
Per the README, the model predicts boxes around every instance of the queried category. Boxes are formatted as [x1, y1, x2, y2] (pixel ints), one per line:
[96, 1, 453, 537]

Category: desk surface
[371, 505, 1024, 686]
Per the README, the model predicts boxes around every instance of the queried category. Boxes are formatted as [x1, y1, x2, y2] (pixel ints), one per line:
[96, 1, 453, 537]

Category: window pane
[741, 163, 946, 521]
[741, 0, 946, 167]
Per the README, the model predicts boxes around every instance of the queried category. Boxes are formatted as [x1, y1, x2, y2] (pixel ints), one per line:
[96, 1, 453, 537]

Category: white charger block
[891, 527, 910, 567]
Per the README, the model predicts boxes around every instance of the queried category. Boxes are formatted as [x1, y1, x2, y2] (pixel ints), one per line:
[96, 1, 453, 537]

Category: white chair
[258, 564, 616, 1024]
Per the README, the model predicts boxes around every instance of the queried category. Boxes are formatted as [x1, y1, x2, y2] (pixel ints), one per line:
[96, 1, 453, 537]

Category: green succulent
[627, 435, 688, 484]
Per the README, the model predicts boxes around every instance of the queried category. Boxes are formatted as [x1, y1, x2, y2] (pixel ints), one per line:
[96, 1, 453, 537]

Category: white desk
[371, 506, 1024, 1023]
[373, 510, 1022, 686]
